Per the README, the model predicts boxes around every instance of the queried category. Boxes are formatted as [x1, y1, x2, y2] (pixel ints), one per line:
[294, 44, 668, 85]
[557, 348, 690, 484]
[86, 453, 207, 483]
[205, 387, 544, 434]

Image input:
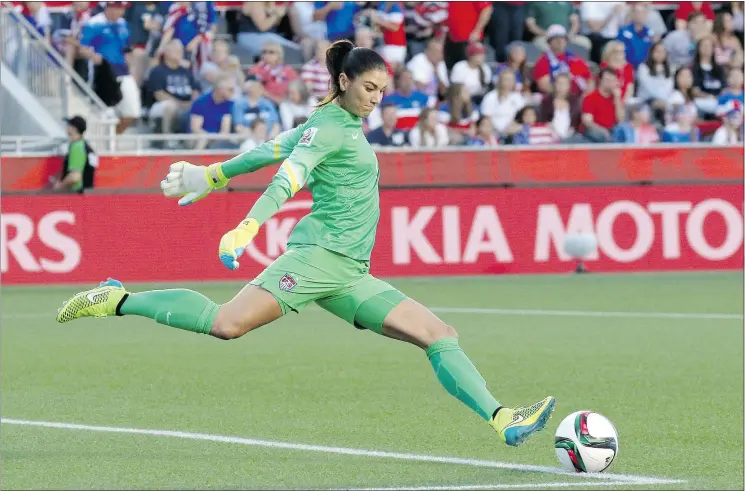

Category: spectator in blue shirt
[190, 73, 236, 150]
[313, 2, 359, 41]
[718, 69, 745, 107]
[367, 103, 408, 146]
[232, 77, 281, 139]
[662, 105, 701, 143]
[617, 3, 656, 69]
[80, 1, 141, 133]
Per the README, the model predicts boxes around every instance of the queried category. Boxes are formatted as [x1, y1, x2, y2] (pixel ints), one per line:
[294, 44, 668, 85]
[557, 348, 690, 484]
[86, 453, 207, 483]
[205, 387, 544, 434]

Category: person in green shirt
[525, 2, 591, 53]
[56, 41, 554, 448]
[53, 116, 96, 193]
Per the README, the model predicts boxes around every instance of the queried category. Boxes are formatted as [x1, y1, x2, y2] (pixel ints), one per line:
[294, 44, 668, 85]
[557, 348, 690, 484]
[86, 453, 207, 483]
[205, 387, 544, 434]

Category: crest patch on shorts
[279, 273, 297, 292]
[297, 127, 317, 146]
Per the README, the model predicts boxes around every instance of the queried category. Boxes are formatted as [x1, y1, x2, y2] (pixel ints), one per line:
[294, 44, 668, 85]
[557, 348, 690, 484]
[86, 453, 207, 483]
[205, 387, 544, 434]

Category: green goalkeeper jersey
[220, 103, 380, 261]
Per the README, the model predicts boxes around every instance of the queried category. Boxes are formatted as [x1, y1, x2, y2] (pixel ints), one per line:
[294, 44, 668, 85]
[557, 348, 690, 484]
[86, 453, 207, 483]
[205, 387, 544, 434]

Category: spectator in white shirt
[406, 37, 448, 99]
[479, 68, 525, 136]
[580, 1, 628, 63]
[280, 80, 316, 131]
[448, 42, 493, 103]
[712, 104, 743, 144]
[301, 39, 332, 100]
[409, 107, 450, 147]
[636, 41, 675, 121]
[288, 1, 327, 60]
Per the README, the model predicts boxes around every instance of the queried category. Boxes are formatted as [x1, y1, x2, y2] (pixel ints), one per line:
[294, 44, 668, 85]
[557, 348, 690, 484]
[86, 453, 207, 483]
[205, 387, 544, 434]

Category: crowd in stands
[14, 1, 745, 149]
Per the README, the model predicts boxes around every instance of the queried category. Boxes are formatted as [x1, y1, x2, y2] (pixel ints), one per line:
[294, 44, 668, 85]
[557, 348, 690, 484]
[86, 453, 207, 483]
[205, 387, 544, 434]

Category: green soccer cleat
[56, 278, 128, 323]
[490, 396, 556, 447]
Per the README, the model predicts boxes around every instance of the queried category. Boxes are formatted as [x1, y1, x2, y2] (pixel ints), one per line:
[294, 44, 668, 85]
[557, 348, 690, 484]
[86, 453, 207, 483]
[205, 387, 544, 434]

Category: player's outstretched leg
[56, 278, 283, 339]
[381, 298, 555, 447]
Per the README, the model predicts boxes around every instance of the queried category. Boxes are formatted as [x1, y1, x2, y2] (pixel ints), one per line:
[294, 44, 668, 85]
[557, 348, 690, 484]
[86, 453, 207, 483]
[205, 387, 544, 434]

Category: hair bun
[325, 39, 355, 78]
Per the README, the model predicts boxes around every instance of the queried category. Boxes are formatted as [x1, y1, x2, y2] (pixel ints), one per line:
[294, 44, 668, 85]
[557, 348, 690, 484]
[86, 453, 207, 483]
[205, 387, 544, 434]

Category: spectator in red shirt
[600, 40, 635, 103]
[580, 67, 625, 142]
[675, 1, 715, 31]
[533, 24, 592, 96]
[444, 1, 492, 72]
[247, 40, 298, 105]
[488, 2, 527, 62]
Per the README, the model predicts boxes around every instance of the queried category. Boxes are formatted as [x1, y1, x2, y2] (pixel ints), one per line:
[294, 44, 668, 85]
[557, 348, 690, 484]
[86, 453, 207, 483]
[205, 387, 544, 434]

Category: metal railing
[0, 3, 117, 148]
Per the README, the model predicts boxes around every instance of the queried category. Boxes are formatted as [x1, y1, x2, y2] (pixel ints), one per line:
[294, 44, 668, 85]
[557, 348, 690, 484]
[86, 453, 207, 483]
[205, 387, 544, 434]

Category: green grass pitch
[2, 272, 743, 490]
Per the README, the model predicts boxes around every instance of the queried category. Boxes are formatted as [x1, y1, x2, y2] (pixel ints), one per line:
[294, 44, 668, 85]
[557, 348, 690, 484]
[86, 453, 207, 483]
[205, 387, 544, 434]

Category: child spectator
[580, 67, 625, 143]
[662, 104, 701, 142]
[617, 3, 655, 69]
[301, 40, 332, 101]
[367, 103, 408, 147]
[667, 66, 699, 122]
[600, 40, 635, 103]
[512, 106, 558, 145]
[712, 100, 744, 144]
[538, 72, 582, 141]
[480, 68, 525, 137]
[466, 115, 499, 146]
[248, 41, 299, 105]
[279, 80, 316, 131]
[533, 25, 591, 96]
[240, 118, 270, 152]
[449, 42, 492, 102]
[409, 107, 449, 147]
[718, 69, 745, 107]
[612, 103, 660, 144]
[233, 77, 281, 138]
[636, 42, 675, 121]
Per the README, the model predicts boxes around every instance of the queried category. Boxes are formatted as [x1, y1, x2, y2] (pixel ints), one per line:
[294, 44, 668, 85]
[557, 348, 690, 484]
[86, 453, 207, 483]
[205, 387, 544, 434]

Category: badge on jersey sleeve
[298, 127, 318, 147]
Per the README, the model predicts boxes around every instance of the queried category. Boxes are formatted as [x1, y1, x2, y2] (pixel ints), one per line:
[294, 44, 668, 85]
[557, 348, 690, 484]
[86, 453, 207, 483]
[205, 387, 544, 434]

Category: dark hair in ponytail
[317, 39, 387, 108]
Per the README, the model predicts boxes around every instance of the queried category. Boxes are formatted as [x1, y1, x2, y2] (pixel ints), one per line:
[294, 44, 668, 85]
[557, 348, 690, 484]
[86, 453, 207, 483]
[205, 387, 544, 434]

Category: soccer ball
[554, 411, 618, 473]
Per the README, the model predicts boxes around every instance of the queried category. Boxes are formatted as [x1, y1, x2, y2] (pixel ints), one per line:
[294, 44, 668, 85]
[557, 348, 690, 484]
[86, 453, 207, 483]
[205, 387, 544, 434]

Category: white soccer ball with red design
[554, 411, 619, 473]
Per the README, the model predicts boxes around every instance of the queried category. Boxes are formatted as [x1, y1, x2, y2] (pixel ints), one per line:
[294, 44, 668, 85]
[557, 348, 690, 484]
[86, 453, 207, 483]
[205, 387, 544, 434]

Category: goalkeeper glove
[161, 161, 229, 206]
[218, 218, 260, 270]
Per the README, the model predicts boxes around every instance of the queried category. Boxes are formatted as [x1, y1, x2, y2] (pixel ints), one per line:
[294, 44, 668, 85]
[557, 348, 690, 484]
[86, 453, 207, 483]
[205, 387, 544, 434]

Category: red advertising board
[2, 184, 742, 285]
[3, 147, 743, 191]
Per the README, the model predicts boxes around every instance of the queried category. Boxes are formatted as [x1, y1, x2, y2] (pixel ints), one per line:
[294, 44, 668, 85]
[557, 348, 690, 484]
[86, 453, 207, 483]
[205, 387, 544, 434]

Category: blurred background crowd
[12, 0, 745, 150]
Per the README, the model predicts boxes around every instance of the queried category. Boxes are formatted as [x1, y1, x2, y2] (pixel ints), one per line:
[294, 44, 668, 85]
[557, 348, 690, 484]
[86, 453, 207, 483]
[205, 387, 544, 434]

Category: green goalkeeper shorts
[249, 244, 407, 334]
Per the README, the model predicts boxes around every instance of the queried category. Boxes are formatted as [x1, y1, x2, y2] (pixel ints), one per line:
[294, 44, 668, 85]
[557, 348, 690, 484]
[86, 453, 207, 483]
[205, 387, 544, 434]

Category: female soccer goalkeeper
[56, 40, 554, 447]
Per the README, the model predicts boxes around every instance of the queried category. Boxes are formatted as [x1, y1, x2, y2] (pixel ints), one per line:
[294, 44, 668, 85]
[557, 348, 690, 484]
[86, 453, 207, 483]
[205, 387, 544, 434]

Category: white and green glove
[161, 161, 229, 206]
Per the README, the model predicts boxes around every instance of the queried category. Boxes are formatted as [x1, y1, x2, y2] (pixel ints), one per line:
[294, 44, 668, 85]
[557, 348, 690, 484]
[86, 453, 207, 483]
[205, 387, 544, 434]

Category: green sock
[426, 337, 501, 421]
[118, 289, 219, 335]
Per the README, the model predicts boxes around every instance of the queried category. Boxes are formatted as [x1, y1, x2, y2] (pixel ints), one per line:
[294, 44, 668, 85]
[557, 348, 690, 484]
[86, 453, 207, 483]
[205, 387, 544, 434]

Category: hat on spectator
[546, 25, 568, 41]
[466, 42, 486, 57]
[65, 115, 87, 135]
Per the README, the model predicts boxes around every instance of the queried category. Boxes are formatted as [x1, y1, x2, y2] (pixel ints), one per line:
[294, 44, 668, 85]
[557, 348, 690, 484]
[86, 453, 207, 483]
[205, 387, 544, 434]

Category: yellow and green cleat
[490, 396, 556, 447]
[56, 278, 128, 323]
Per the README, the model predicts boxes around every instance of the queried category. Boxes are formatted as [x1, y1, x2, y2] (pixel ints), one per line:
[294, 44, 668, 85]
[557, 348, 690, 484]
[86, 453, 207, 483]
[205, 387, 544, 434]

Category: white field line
[333, 481, 667, 490]
[2, 418, 685, 486]
[1, 306, 742, 321]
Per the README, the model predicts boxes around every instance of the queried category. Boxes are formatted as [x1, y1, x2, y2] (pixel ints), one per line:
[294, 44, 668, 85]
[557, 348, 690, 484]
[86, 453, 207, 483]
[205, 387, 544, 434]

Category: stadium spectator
[125, 2, 167, 85]
[381, 69, 432, 131]
[444, 1, 492, 71]
[512, 106, 558, 145]
[239, 118, 269, 151]
[366, 2, 407, 68]
[488, 1, 527, 62]
[313, 1, 358, 42]
[580, 1, 627, 64]
[493, 43, 530, 94]
[480, 69, 525, 137]
[718, 69, 745, 107]
[674, 1, 714, 31]
[581, 67, 624, 143]
[664, 11, 710, 69]
[713, 12, 744, 69]
[662, 104, 701, 142]
[538, 72, 582, 141]
[449, 42, 492, 102]
[301, 39, 332, 100]
[438, 83, 478, 143]
[526, 1, 591, 53]
[17, 1, 51, 41]
[532, 25, 591, 96]
[248, 41, 299, 105]
[189, 73, 235, 150]
[54, 1, 94, 81]
[667, 67, 698, 121]
[712, 100, 743, 144]
[617, 3, 655, 69]
[466, 115, 499, 146]
[288, 1, 327, 60]
[81, 1, 141, 134]
[52, 116, 96, 194]
[406, 37, 447, 99]
[199, 39, 244, 93]
[158, 1, 217, 73]
[600, 40, 635, 103]
[279, 79, 316, 131]
[642, 1, 667, 39]
[367, 103, 408, 147]
[636, 42, 675, 122]
[409, 107, 449, 147]
[145, 39, 200, 137]
[233, 77, 281, 138]
[237, 2, 299, 61]
[691, 36, 726, 115]
[612, 103, 660, 144]
[403, 1, 448, 57]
